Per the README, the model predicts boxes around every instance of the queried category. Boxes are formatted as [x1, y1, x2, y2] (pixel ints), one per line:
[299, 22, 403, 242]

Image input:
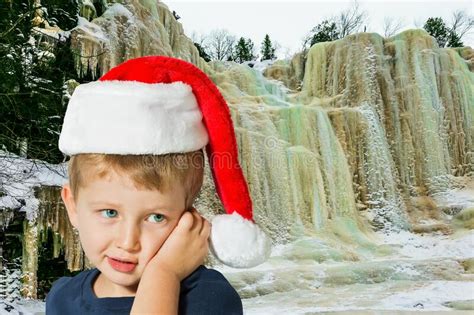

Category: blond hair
[67, 150, 204, 210]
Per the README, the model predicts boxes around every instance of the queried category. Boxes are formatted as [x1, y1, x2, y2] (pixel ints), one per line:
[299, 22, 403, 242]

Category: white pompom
[210, 212, 272, 268]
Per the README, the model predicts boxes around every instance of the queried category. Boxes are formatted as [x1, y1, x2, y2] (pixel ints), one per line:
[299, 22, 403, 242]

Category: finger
[200, 219, 210, 237]
[203, 239, 209, 254]
[190, 208, 203, 232]
[198, 243, 209, 261]
[201, 238, 210, 257]
[189, 207, 200, 230]
[177, 211, 194, 231]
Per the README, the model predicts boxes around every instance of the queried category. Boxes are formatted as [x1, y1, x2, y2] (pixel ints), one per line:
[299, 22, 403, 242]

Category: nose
[115, 220, 141, 252]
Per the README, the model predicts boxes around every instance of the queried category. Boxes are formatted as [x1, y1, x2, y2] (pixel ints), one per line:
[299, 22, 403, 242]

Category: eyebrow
[89, 201, 121, 207]
[88, 201, 171, 212]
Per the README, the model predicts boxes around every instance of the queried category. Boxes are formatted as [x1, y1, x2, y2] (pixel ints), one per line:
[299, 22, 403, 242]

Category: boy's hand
[131, 209, 209, 314]
[145, 208, 211, 281]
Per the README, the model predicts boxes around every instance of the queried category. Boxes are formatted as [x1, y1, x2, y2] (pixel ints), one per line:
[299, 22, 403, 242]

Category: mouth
[107, 256, 137, 273]
[109, 256, 137, 264]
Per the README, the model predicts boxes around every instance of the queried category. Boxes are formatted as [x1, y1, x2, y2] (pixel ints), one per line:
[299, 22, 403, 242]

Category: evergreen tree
[446, 32, 463, 48]
[303, 1, 367, 50]
[423, 16, 468, 48]
[234, 37, 255, 63]
[0, 0, 80, 163]
[194, 42, 211, 62]
[234, 38, 247, 63]
[0, 0, 38, 157]
[310, 20, 339, 46]
[260, 34, 276, 61]
[423, 17, 449, 47]
[40, 0, 80, 30]
[245, 38, 255, 60]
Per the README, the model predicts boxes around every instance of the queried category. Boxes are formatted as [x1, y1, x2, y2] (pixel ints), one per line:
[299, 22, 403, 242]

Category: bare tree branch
[335, 0, 368, 38]
[190, 31, 207, 47]
[300, 32, 313, 51]
[449, 10, 473, 39]
[413, 18, 423, 29]
[206, 29, 236, 61]
[383, 17, 404, 37]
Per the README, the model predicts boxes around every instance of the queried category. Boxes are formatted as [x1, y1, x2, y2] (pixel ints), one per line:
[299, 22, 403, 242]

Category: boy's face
[61, 169, 186, 296]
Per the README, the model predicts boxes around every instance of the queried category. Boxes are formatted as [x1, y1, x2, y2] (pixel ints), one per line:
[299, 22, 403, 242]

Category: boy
[46, 151, 243, 314]
[46, 56, 271, 314]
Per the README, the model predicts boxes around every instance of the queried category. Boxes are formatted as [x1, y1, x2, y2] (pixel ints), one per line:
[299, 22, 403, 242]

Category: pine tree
[0, 0, 80, 163]
[194, 42, 211, 62]
[0, 0, 37, 156]
[446, 32, 463, 48]
[41, 0, 80, 30]
[245, 38, 255, 60]
[423, 17, 449, 47]
[310, 20, 339, 46]
[260, 34, 275, 61]
[423, 16, 467, 48]
[234, 37, 255, 63]
[234, 38, 247, 63]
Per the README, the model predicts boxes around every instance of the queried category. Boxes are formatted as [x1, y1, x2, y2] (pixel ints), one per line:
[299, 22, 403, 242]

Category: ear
[61, 183, 79, 229]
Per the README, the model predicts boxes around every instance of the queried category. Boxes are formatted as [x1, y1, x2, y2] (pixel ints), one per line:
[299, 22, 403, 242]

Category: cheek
[77, 214, 100, 235]
[76, 213, 110, 255]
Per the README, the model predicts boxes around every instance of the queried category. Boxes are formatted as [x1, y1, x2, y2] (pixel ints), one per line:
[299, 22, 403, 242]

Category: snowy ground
[222, 184, 474, 314]
[228, 229, 474, 314]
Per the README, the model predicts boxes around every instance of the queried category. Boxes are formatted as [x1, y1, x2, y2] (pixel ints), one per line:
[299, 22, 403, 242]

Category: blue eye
[101, 209, 118, 218]
[147, 214, 165, 223]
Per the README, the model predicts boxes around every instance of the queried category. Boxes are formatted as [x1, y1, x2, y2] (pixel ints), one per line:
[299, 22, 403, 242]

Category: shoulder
[45, 269, 96, 313]
[181, 265, 237, 292]
[184, 265, 230, 283]
[179, 266, 243, 315]
[47, 269, 94, 298]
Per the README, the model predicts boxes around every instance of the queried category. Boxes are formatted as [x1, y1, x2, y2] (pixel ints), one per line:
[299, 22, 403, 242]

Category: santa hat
[59, 56, 271, 268]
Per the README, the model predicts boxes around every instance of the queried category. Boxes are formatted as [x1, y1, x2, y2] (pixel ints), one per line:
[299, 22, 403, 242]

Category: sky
[165, 0, 473, 59]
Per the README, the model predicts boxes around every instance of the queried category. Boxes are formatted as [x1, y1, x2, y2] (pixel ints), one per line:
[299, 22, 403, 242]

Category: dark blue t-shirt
[45, 265, 242, 315]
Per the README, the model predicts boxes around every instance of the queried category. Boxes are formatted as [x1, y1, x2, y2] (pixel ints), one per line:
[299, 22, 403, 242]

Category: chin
[111, 275, 140, 288]
[99, 264, 142, 288]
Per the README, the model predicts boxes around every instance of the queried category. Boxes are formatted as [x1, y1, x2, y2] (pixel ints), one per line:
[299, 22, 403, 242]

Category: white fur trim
[59, 81, 209, 155]
[210, 213, 272, 268]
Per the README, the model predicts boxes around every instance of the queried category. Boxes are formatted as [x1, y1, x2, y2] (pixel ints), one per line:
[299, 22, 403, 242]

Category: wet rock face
[303, 30, 472, 182]
[71, 0, 210, 79]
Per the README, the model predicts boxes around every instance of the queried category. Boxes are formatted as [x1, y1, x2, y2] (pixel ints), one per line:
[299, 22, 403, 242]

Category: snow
[431, 185, 474, 211]
[373, 184, 474, 261]
[0, 149, 67, 221]
[378, 281, 474, 310]
[103, 3, 135, 21]
[376, 229, 474, 260]
[0, 300, 45, 315]
[246, 59, 275, 73]
[31, 27, 70, 41]
[74, 16, 108, 42]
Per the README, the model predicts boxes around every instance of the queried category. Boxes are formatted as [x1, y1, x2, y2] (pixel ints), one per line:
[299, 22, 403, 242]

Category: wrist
[132, 261, 181, 315]
[144, 259, 183, 282]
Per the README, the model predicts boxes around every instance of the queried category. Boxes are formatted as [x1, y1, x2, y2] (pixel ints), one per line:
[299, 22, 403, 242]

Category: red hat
[59, 56, 271, 268]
